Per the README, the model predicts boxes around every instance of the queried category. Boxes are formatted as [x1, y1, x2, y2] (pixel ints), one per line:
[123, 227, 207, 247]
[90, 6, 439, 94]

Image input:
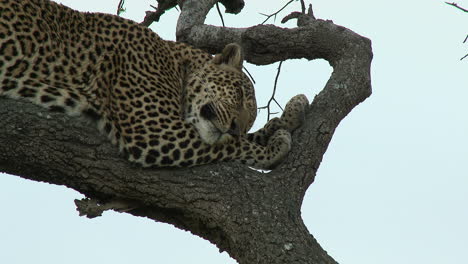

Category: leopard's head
[184, 43, 257, 145]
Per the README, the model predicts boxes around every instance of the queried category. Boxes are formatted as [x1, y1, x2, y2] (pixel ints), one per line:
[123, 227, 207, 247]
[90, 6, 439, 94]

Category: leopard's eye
[200, 103, 216, 120]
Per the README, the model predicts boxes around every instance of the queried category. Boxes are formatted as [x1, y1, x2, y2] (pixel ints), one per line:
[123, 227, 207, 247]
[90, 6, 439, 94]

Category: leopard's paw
[281, 94, 309, 131]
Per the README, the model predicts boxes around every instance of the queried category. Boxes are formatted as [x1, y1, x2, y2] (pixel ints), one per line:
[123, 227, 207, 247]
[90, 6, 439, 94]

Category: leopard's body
[0, 0, 308, 169]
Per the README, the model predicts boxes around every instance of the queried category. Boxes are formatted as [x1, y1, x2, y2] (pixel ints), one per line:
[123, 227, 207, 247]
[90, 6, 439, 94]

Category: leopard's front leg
[170, 95, 308, 169]
[232, 129, 292, 170]
[182, 129, 292, 170]
[222, 94, 309, 169]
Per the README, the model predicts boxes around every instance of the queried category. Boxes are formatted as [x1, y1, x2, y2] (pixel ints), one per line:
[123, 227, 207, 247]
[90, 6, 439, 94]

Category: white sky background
[1, 0, 467, 263]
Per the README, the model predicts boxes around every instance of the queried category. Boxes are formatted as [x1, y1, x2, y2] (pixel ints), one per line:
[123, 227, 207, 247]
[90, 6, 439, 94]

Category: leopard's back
[0, 0, 184, 152]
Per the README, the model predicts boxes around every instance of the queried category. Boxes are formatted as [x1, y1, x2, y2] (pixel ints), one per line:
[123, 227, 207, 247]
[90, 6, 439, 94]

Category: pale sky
[1, 0, 467, 263]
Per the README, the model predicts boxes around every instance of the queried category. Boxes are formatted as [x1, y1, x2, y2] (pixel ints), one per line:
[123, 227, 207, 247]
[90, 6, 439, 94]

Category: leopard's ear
[212, 43, 243, 70]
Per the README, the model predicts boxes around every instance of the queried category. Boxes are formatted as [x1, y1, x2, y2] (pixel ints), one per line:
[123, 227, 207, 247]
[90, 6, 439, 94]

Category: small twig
[306, 2, 315, 19]
[463, 35, 467, 60]
[445, 2, 468, 12]
[243, 66, 256, 84]
[272, 98, 283, 111]
[117, 0, 125, 16]
[215, 3, 226, 27]
[300, 0, 306, 13]
[258, 61, 284, 121]
[445, 3, 468, 60]
[281, 12, 302, 23]
[282, 2, 315, 25]
[271, 61, 284, 113]
[260, 0, 295, 24]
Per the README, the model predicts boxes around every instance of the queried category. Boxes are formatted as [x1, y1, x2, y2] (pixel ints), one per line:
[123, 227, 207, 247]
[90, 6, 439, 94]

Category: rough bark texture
[0, 1, 372, 263]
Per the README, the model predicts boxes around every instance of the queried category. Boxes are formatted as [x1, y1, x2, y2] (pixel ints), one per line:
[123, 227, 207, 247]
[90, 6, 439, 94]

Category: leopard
[0, 0, 309, 170]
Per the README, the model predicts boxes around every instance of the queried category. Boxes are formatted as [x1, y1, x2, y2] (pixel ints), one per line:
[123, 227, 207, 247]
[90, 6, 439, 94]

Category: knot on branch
[75, 198, 137, 218]
[282, 3, 316, 27]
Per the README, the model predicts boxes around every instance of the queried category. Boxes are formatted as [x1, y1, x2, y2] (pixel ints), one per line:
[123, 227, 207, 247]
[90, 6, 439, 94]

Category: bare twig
[461, 35, 468, 60]
[216, 3, 226, 27]
[243, 66, 256, 84]
[117, 0, 125, 16]
[258, 61, 284, 121]
[445, 3, 468, 60]
[445, 2, 468, 12]
[260, 0, 295, 24]
[306, 2, 315, 19]
[281, 12, 302, 23]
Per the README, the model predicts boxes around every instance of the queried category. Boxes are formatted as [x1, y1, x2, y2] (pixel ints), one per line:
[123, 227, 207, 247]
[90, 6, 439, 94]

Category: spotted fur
[0, 0, 308, 169]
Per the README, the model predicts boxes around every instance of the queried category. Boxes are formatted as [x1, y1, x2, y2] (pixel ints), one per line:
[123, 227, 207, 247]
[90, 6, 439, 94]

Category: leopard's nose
[227, 119, 240, 136]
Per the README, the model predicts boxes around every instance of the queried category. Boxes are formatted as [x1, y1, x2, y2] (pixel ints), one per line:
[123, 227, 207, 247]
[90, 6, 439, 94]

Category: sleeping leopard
[0, 0, 309, 170]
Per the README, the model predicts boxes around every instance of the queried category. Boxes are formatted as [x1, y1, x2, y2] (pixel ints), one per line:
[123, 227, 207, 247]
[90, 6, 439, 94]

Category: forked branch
[258, 61, 284, 121]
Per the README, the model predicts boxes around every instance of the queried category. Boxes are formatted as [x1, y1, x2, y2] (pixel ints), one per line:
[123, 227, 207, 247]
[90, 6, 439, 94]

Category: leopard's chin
[197, 127, 234, 146]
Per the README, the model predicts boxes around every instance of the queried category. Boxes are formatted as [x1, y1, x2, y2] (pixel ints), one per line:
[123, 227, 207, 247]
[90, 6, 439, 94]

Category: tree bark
[0, 1, 372, 263]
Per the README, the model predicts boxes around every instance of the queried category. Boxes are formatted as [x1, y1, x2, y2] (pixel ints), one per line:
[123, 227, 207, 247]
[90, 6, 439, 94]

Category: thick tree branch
[0, 96, 334, 263]
[1, 1, 372, 264]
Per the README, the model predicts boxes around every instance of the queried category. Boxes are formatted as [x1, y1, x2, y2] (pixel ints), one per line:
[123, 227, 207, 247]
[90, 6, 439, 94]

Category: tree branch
[445, 2, 468, 12]
[141, 0, 178, 27]
[444, 2, 468, 60]
[141, 0, 245, 27]
[117, 0, 125, 16]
